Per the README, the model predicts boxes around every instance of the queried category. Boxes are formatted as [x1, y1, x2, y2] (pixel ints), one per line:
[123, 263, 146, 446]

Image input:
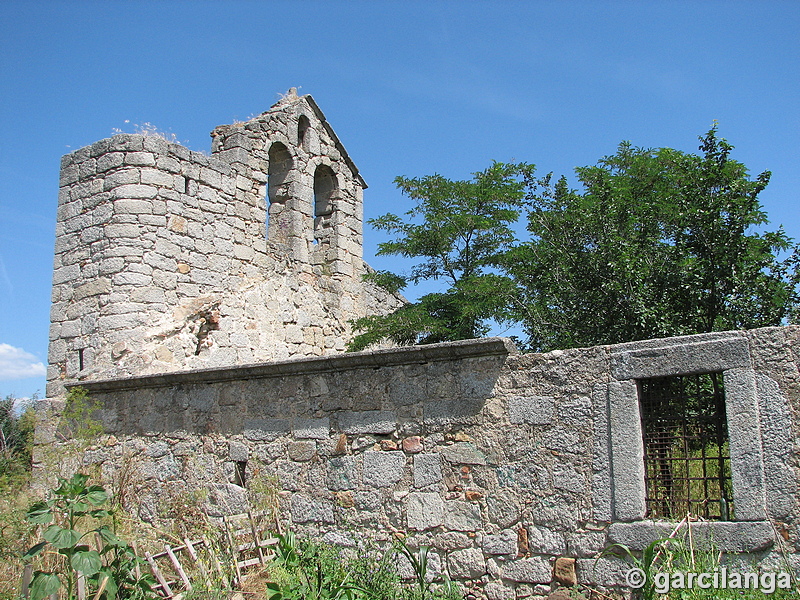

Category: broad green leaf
[72, 549, 102, 575]
[72, 472, 90, 487]
[55, 472, 89, 497]
[97, 526, 126, 547]
[53, 477, 71, 496]
[30, 572, 61, 600]
[43, 524, 81, 549]
[26, 501, 53, 524]
[22, 541, 48, 559]
[86, 486, 108, 506]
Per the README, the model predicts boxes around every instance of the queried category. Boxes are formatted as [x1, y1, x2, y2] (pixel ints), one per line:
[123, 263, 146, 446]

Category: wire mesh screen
[638, 372, 733, 520]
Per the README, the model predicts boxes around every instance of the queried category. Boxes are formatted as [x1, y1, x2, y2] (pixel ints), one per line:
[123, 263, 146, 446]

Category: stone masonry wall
[35, 327, 800, 599]
[48, 92, 403, 399]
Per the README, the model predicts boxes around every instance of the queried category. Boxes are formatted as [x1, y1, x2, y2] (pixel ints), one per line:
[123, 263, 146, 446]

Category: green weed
[23, 473, 158, 600]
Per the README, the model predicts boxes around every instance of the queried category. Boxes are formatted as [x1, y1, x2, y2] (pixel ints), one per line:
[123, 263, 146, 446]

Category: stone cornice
[72, 337, 516, 393]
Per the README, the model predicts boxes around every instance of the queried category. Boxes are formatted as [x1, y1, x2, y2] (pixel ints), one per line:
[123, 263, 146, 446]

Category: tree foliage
[348, 162, 534, 351]
[0, 395, 36, 485]
[505, 126, 799, 350]
[349, 128, 799, 353]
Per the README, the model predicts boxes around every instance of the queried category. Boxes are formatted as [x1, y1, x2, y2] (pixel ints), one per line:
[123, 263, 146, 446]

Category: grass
[0, 478, 37, 600]
[601, 520, 799, 600]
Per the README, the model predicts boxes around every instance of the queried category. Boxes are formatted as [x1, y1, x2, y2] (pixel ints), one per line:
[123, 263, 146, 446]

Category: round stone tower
[47, 90, 403, 397]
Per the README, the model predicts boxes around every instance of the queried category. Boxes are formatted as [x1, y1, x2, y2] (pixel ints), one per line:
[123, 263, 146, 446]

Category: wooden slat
[262, 537, 280, 545]
[146, 552, 174, 598]
[131, 540, 142, 580]
[247, 511, 266, 564]
[149, 538, 205, 559]
[238, 557, 263, 569]
[165, 544, 192, 591]
[150, 543, 187, 560]
[235, 538, 278, 552]
[20, 564, 33, 600]
[77, 573, 86, 600]
[91, 576, 109, 600]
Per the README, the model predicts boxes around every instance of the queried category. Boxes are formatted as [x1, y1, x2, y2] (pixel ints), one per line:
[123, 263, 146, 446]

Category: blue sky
[1, 1, 798, 399]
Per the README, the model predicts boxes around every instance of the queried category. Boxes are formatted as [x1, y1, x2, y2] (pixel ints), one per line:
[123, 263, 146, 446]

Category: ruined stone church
[48, 88, 402, 398]
[40, 90, 800, 598]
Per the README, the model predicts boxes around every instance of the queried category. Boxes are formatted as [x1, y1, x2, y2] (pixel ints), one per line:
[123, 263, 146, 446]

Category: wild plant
[59, 387, 104, 441]
[599, 522, 800, 600]
[394, 538, 460, 600]
[23, 472, 157, 600]
[111, 121, 179, 143]
[598, 537, 667, 600]
[266, 532, 461, 600]
[0, 394, 36, 487]
[266, 531, 363, 600]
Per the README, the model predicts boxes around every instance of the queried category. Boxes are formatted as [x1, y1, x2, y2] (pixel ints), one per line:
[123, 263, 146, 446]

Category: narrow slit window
[234, 460, 247, 487]
[638, 372, 733, 520]
[297, 115, 310, 147]
[267, 142, 292, 242]
[313, 165, 336, 244]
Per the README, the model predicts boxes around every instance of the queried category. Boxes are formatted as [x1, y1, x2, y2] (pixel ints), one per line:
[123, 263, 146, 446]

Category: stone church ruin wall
[39, 90, 800, 597]
[48, 90, 403, 399]
[36, 327, 800, 595]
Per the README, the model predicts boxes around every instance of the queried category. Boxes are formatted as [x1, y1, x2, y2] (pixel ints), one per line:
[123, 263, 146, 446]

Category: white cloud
[0, 343, 46, 381]
[12, 396, 36, 416]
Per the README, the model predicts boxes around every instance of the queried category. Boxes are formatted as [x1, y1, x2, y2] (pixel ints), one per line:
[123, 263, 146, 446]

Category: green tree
[0, 395, 36, 485]
[348, 162, 535, 351]
[505, 126, 799, 351]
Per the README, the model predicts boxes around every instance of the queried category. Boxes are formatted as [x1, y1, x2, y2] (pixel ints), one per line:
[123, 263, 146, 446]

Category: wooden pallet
[18, 511, 279, 600]
[144, 511, 279, 598]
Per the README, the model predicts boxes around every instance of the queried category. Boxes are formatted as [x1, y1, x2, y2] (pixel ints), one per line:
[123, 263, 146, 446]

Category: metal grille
[638, 372, 733, 520]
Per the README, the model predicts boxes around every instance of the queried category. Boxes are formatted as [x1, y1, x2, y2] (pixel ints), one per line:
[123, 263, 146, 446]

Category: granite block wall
[34, 327, 800, 599]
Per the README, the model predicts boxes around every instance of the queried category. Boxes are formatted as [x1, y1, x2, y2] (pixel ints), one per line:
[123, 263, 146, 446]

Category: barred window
[638, 372, 733, 520]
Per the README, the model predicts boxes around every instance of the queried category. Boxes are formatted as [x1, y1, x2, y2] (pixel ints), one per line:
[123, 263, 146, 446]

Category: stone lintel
[610, 335, 750, 380]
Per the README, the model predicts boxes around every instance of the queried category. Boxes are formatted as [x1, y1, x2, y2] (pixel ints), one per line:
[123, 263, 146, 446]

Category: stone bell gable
[48, 90, 403, 397]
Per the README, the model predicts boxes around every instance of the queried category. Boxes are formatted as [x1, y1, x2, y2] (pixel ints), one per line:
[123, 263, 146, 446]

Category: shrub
[0, 394, 36, 488]
[23, 473, 158, 600]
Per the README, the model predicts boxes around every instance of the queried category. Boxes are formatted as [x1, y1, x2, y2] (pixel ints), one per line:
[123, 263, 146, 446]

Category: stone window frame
[597, 333, 776, 551]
